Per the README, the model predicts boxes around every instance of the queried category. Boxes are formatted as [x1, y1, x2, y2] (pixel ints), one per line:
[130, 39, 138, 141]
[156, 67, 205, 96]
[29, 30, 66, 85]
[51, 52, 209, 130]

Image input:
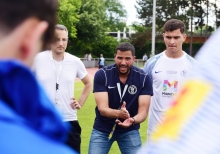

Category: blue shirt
[99, 57, 105, 66]
[93, 64, 153, 134]
[0, 60, 76, 154]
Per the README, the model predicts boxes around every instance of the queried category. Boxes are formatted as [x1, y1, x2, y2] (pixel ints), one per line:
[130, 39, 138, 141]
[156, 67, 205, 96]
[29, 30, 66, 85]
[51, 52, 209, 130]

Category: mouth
[119, 65, 128, 72]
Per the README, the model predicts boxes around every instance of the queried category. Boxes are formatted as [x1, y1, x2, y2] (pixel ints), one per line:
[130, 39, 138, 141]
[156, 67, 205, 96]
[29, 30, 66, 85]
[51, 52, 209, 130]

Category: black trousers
[99, 65, 104, 69]
[65, 121, 81, 153]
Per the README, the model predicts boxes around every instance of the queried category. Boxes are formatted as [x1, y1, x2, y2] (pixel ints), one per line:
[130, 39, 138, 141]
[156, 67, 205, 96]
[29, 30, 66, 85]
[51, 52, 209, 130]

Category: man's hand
[117, 101, 130, 119]
[70, 97, 81, 110]
[115, 117, 134, 128]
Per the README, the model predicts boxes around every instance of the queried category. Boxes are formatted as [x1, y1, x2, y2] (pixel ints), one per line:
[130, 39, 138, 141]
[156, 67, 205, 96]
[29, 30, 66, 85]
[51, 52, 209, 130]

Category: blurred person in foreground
[143, 19, 196, 138]
[137, 27, 220, 154]
[33, 24, 92, 153]
[0, 0, 76, 153]
[88, 42, 153, 154]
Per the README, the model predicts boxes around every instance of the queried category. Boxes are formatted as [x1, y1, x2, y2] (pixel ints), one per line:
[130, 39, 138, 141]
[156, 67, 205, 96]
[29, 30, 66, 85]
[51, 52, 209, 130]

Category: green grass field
[75, 81, 148, 154]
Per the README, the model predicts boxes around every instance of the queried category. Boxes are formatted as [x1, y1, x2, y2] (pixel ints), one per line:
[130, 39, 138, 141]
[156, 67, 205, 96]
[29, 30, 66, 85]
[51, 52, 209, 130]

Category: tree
[57, 0, 81, 38]
[76, 0, 107, 42]
[103, 0, 127, 31]
[130, 23, 152, 58]
[136, 0, 190, 32]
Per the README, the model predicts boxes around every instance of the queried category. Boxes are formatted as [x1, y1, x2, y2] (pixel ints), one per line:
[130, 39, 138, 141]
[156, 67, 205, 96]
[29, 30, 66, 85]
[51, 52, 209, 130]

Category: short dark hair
[163, 19, 186, 34]
[0, 0, 58, 48]
[115, 42, 135, 56]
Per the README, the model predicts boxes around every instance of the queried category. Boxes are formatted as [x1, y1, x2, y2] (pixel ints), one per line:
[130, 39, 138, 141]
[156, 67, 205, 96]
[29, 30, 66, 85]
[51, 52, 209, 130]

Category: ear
[19, 18, 48, 65]
[133, 56, 136, 61]
[0, 18, 48, 63]
[183, 33, 187, 42]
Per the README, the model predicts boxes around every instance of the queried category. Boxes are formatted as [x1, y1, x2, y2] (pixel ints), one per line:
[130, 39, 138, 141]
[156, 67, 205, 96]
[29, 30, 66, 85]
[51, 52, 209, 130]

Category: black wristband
[131, 117, 135, 126]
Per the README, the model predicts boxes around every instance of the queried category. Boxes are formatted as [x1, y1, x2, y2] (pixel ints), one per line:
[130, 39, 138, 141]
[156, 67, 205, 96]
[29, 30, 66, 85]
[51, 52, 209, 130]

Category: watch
[131, 117, 135, 126]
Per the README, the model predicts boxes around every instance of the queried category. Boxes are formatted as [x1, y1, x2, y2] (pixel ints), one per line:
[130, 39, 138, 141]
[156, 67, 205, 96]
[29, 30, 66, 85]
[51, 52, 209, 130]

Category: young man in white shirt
[143, 19, 196, 138]
[33, 24, 92, 153]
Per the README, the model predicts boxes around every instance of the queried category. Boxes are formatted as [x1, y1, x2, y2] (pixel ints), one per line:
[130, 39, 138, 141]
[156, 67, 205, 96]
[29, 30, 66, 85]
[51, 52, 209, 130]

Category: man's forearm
[78, 83, 92, 106]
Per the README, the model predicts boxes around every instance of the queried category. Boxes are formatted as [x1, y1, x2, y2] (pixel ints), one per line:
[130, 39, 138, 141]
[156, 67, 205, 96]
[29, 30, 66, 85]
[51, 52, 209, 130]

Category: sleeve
[76, 58, 88, 79]
[140, 75, 153, 96]
[143, 55, 158, 82]
[93, 69, 107, 93]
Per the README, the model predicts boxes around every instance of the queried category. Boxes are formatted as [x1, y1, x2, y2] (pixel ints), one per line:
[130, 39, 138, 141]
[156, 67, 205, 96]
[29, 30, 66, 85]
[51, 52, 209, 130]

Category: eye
[62, 38, 68, 42]
[174, 37, 179, 39]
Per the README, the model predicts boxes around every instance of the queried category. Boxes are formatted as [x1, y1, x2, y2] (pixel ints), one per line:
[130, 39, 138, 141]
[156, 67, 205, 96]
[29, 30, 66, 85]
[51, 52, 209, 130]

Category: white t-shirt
[33, 51, 87, 121]
[143, 51, 196, 135]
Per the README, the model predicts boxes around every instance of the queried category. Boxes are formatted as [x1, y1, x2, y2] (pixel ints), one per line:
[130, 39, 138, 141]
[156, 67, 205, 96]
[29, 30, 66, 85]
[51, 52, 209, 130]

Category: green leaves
[57, 0, 81, 38]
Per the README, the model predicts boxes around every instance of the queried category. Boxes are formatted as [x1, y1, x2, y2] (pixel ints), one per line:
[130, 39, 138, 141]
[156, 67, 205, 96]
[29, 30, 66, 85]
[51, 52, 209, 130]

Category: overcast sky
[120, 0, 141, 25]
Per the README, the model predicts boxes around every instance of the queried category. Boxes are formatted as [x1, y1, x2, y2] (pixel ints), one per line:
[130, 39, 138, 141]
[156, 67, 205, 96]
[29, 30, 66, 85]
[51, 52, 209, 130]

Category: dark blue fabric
[0, 60, 76, 153]
[93, 64, 153, 134]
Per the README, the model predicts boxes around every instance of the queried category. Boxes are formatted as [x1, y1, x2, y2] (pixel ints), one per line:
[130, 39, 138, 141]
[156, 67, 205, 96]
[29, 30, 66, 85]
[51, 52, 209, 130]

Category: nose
[120, 58, 126, 65]
[57, 40, 64, 46]
[170, 38, 175, 44]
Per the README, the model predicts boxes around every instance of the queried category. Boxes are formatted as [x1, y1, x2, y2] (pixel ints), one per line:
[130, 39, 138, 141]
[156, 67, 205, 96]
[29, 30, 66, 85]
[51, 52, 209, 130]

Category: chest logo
[155, 71, 162, 74]
[181, 70, 188, 77]
[108, 86, 116, 89]
[128, 85, 137, 95]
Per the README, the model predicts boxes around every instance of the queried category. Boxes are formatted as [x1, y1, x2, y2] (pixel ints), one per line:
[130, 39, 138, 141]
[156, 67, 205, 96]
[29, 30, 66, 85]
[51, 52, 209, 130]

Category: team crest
[128, 85, 137, 95]
[181, 70, 188, 77]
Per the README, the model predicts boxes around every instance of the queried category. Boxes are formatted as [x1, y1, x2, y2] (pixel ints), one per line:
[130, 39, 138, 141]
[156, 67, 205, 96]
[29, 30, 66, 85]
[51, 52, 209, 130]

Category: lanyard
[117, 83, 128, 106]
[54, 61, 63, 90]
[108, 83, 128, 140]
[51, 52, 65, 104]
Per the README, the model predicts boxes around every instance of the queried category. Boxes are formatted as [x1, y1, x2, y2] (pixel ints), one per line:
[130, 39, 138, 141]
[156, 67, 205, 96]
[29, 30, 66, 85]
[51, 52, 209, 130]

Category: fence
[80, 58, 146, 69]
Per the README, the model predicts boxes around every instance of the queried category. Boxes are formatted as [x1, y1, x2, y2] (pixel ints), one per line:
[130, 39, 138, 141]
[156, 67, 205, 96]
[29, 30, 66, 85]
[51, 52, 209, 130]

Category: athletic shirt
[143, 51, 196, 135]
[93, 64, 153, 134]
[33, 51, 87, 121]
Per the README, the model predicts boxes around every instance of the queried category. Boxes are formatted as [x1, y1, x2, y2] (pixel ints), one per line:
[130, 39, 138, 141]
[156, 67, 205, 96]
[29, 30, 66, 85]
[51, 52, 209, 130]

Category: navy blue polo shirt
[93, 64, 153, 134]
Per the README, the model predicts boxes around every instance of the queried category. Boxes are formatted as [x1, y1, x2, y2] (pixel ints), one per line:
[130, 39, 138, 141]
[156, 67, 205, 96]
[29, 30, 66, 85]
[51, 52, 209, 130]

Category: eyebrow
[165, 36, 181, 39]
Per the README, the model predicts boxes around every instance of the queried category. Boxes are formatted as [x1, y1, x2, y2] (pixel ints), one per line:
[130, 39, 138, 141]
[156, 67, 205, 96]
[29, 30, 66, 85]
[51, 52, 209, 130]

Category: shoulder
[35, 50, 50, 58]
[143, 52, 163, 73]
[132, 65, 145, 75]
[95, 64, 116, 77]
[148, 52, 163, 64]
[64, 53, 84, 65]
[65, 53, 80, 61]
[185, 53, 197, 64]
[102, 64, 116, 72]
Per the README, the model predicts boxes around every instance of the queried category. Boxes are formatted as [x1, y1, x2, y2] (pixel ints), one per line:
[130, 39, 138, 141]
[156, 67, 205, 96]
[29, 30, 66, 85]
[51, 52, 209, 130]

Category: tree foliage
[103, 0, 127, 31]
[136, 0, 220, 31]
[76, 0, 107, 42]
[57, 0, 81, 38]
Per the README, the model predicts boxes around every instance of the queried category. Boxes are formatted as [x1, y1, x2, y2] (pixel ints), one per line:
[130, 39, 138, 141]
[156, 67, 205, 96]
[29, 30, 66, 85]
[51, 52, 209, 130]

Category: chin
[119, 71, 129, 75]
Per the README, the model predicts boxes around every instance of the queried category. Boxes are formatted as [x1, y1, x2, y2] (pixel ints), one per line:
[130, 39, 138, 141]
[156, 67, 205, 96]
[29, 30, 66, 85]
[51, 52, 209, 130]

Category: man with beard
[88, 42, 153, 154]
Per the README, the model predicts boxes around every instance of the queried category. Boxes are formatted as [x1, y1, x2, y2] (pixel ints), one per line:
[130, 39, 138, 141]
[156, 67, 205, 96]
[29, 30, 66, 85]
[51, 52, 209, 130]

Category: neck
[165, 50, 184, 58]
[119, 72, 129, 84]
[52, 51, 65, 62]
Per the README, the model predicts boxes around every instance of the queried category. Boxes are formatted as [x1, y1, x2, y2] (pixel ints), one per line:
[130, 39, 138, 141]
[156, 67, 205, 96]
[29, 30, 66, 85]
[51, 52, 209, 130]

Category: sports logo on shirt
[181, 70, 188, 77]
[162, 80, 178, 97]
[128, 85, 137, 95]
